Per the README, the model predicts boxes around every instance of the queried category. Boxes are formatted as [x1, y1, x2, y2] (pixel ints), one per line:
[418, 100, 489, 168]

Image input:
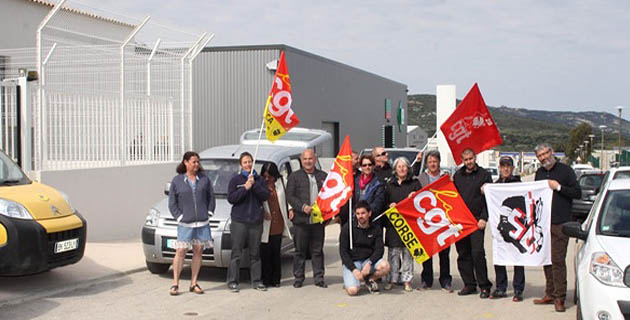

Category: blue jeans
[342, 258, 384, 288]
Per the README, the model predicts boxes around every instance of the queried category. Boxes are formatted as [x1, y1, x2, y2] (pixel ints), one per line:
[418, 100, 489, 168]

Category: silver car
[141, 129, 330, 274]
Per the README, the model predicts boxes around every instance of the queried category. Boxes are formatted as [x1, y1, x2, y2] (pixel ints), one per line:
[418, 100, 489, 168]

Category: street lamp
[599, 125, 607, 169]
[617, 106, 623, 161]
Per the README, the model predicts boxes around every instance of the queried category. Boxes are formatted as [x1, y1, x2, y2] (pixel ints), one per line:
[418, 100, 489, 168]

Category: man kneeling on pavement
[339, 200, 390, 296]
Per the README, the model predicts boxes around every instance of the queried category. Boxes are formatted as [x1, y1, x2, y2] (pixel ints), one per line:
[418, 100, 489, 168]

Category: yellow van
[0, 151, 86, 275]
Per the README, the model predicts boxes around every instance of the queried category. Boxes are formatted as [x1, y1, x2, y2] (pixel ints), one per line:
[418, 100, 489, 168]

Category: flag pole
[349, 197, 353, 250]
[410, 131, 438, 169]
[251, 116, 266, 174]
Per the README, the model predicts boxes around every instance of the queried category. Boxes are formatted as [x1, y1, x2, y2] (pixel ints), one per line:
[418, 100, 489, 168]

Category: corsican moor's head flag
[383, 175, 479, 264]
[263, 51, 300, 142]
[439, 83, 502, 165]
[485, 180, 552, 266]
[311, 136, 354, 223]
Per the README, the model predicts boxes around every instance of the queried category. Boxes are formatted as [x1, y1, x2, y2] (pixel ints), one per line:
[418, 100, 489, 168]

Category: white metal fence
[0, 83, 18, 161]
[0, 0, 212, 172]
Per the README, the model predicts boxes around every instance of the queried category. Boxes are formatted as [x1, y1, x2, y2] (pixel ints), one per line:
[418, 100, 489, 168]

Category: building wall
[192, 45, 408, 155]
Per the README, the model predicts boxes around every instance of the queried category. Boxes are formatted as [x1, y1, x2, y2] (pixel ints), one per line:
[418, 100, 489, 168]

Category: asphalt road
[0, 224, 576, 320]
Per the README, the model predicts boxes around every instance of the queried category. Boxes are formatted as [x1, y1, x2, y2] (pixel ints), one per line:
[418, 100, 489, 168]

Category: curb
[0, 266, 147, 309]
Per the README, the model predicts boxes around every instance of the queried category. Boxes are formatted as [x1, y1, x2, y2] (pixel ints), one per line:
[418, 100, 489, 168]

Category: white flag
[485, 180, 552, 266]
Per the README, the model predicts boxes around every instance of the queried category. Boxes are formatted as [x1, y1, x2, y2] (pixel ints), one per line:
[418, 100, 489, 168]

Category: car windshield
[200, 159, 266, 196]
[613, 171, 630, 180]
[598, 189, 630, 237]
[579, 174, 603, 189]
[0, 151, 30, 186]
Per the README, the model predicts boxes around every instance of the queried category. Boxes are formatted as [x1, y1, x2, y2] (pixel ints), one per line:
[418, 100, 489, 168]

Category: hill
[407, 94, 629, 152]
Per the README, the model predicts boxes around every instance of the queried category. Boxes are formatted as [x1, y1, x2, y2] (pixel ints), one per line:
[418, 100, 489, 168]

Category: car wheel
[146, 261, 170, 274]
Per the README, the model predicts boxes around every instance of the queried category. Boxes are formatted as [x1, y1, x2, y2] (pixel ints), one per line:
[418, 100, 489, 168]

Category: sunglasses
[377, 151, 388, 157]
[361, 163, 374, 167]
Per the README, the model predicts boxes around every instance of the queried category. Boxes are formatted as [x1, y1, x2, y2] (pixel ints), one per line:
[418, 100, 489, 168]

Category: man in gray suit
[286, 149, 328, 288]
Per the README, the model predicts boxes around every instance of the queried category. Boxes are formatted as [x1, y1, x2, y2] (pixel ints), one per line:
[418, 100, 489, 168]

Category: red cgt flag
[311, 136, 354, 223]
[439, 83, 502, 165]
[383, 175, 479, 264]
[264, 51, 300, 141]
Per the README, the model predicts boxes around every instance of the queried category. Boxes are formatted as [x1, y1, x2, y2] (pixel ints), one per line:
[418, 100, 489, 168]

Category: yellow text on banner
[385, 207, 430, 264]
[264, 97, 288, 142]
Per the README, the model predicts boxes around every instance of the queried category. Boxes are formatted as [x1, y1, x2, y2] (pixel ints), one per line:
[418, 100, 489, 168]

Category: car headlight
[145, 208, 159, 227]
[590, 252, 625, 287]
[59, 191, 77, 213]
[224, 217, 231, 233]
[0, 198, 33, 220]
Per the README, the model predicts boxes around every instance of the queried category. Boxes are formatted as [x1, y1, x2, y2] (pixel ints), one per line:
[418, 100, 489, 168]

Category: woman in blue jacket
[168, 151, 216, 296]
[353, 154, 385, 221]
[226, 152, 270, 292]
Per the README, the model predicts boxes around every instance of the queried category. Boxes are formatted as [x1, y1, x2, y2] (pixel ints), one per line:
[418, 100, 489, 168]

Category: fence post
[120, 16, 150, 166]
[187, 34, 214, 151]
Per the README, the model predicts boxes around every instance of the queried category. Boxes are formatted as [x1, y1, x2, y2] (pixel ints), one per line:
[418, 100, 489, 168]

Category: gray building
[193, 45, 408, 157]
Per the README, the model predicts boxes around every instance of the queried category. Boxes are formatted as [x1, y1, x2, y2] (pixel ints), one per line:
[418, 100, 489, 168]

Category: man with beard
[453, 148, 493, 299]
[339, 200, 390, 296]
[532, 143, 581, 312]
[372, 146, 392, 182]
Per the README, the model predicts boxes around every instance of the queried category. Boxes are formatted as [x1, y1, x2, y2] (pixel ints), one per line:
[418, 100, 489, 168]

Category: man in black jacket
[487, 156, 525, 302]
[372, 146, 392, 182]
[286, 149, 328, 288]
[339, 200, 390, 296]
[453, 148, 493, 299]
[532, 143, 581, 312]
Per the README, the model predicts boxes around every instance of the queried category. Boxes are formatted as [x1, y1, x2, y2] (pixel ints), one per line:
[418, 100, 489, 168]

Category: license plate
[166, 239, 177, 249]
[55, 238, 79, 254]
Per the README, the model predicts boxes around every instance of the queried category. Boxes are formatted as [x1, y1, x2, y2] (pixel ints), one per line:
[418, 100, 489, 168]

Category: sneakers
[441, 282, 454, 293]
[314, 281, 328, 288]
[366, 279, 380, 294]
[416, 281, 430, 290]
[489, 290, 507, 299]
[384, 283, 393, 291]
[254, 283, 267, 291]
[404, 283, 413, 292]
[293, 281, 303, 288]
[228, 282, 239, 293]
[480, 289, 490, 299]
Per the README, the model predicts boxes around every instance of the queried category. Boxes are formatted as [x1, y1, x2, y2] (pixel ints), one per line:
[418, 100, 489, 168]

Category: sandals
[189, 283, 204, 294]
[169, 285, 179, 296]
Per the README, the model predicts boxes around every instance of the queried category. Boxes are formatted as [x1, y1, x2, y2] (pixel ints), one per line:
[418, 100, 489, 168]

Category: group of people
[166, 142, 580, 313]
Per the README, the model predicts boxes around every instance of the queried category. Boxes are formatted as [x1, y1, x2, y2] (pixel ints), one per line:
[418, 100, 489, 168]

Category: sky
[71, 0, 630, 118]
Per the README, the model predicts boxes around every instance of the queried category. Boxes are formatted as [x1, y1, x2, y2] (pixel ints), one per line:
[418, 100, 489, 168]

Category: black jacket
[383, 176, 420, 247]
[286, 168, 328, 225]
[339, 220, 384, 271]
[453, 164, 493, 221]
[535, 161, 581, 224]
[495, 175, 521, 184]
[227, 172, 270, 224]
[374, 162, 393, 182]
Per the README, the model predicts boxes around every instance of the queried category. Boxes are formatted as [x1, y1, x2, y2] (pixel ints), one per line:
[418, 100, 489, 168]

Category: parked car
[599, 166, 630, 191]
[563, 178, 630, 320]
[0, 150, 86, 275]
[486, 167, 499, 182]
[572, 163, 595, 179]
[141, 128, 331, 274]
[572, 170, 605, 221]
[360, 147, 420, 167]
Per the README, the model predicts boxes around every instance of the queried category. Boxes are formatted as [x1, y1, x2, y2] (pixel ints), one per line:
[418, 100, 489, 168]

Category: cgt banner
[311, 135, 354, 223]
[263, 51, 300, 142]
[383, 175, 479, 264]
[485, 180, 552, 266]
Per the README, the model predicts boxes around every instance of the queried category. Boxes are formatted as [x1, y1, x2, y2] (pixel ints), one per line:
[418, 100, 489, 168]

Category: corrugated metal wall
[192, 45, 408, 154]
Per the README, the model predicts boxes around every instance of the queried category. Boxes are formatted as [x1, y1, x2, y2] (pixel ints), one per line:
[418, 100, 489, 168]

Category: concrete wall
[40, 163, 176, 241]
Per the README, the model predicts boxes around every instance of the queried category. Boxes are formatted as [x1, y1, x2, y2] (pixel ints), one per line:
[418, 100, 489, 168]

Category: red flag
[311, 136, 354, 223]
[264, 51, 300, 141]
[439, 83, 502, 165]
[383, 175, 479, 264]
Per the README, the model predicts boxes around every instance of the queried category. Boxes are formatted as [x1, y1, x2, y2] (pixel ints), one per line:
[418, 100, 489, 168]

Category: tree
[564, 123, 593, 162]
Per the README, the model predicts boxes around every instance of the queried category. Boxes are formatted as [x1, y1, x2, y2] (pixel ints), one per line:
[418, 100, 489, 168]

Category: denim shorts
[175, 224, 213, 250]
[342, 258, 385, 289]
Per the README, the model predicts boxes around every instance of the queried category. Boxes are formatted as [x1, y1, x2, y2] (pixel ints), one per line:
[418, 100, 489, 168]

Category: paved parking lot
[0, 224, 576, 320]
